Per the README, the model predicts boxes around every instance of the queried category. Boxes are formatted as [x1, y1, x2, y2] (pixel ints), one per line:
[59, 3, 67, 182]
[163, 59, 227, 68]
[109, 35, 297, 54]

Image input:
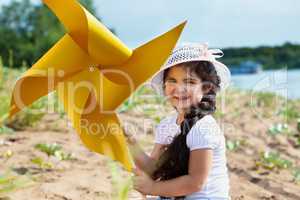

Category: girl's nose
[174, 83, 188, 94]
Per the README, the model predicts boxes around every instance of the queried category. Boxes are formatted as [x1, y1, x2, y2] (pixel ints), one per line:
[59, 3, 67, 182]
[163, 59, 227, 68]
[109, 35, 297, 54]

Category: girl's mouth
[173, 96, 190, 101]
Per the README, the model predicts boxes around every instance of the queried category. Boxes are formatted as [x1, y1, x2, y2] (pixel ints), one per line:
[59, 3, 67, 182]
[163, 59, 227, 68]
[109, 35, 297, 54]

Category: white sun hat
[149, 42, 231, 96]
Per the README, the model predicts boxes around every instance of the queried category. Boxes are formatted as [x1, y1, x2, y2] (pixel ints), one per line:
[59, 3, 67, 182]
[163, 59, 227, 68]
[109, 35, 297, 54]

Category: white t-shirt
[154, 113, 230, 199]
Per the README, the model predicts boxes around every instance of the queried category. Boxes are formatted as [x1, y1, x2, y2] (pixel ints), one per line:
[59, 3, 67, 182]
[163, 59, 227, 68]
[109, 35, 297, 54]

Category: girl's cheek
[165, 86, 175, 96]
[189, 87, 203, 103]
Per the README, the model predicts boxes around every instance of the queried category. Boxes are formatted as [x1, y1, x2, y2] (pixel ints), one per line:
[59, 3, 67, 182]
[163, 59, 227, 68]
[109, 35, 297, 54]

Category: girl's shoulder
[187, 115, 223, 150]
[154, 113, 180, 145]
[194, 114, 219, 129]
[156, 113, 178, 127]
[192, 115, 221, 133]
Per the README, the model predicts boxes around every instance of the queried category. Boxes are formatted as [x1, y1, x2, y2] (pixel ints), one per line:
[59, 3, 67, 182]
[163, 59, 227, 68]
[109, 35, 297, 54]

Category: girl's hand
[122, 127, 137, 145]
[132, 167, 155, 195]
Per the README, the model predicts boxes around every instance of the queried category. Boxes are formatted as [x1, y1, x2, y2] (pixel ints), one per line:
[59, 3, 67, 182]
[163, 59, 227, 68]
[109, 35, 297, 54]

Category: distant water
[230, 69, 300, 100]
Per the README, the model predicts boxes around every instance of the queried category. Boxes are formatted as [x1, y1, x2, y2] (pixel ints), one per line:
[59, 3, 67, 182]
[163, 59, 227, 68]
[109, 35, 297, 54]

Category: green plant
[34, 143, 74, 161]
[277, 103, 300, 122]
[30, 157, 53, 169]
[117, 85, 166, 113]
[118, 98, 137, 113]
[0, 126, 14, 135]
[253, 91, 276, 108]
[49, 91, 65, 119]
[117, 87, 144, 113]
[153, 116, 162, 124]
[1, 150, 13, 160]
[0, 170, 34, 196]
[296, 137, 300, 147]
[6, 96, 48, 130]
[267, 123, 291, 136]
[255, 151, 293, 170]
[8, 50, 14, 68]
[0, 95, 10, 125]
[0, 56, 3, 88]
[292, 167, 300, 183]
[226, 139, 246, 151]
[232, 109, 241, 119]
[226, 140, 240, 151]
[214, 110, 225, 118]
[108, 160, 132, 200]
[35, 143, 62, 156]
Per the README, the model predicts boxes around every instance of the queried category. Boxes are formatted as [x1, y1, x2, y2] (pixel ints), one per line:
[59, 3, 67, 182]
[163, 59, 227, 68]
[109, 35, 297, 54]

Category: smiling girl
[126, 43, 231, 200]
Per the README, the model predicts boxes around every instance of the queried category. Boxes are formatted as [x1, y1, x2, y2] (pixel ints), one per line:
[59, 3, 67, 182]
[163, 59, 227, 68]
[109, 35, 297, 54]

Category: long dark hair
[151, 61, 221, 199]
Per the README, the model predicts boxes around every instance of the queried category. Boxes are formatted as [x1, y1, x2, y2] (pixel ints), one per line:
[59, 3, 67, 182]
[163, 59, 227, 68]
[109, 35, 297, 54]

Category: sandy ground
[1, 89, 300, 200]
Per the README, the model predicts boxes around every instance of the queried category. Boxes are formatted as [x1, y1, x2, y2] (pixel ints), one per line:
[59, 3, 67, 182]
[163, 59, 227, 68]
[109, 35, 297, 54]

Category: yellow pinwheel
[9, 0, 186, 172]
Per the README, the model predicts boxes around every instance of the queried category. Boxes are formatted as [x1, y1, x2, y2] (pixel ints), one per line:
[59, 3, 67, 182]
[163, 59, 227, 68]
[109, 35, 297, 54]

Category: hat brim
[149, 58, 231, 96]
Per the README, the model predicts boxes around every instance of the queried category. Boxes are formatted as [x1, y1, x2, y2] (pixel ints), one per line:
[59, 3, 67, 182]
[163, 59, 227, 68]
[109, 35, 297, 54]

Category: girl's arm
[134, 148, 212, 197]
[127, 135, 166, 176]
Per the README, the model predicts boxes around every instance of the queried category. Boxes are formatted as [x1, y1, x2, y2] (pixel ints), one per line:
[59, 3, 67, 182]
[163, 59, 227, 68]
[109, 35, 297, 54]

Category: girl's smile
[172, 96, 192, 109]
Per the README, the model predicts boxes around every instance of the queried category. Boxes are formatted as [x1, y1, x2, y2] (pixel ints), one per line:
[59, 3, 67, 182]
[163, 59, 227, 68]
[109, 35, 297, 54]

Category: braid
[151, 61, 220, 199]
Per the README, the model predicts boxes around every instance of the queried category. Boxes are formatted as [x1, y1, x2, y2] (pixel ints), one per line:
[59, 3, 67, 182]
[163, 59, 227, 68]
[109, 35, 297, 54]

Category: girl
[126, 43, 231, 200]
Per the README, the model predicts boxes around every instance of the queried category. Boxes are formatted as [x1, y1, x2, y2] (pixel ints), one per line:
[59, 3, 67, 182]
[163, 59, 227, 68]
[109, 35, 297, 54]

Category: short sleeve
[154, 116, 179, 145]
[186, 115, 222, 151]
[154, 124, 166, 144]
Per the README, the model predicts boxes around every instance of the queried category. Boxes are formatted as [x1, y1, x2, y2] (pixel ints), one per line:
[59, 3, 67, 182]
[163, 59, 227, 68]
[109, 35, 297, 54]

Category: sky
[1, 0, 300, 48]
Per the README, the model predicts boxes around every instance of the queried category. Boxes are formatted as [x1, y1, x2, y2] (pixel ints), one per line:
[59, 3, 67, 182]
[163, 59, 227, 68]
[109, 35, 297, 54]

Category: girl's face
[163, 64, 204, 113]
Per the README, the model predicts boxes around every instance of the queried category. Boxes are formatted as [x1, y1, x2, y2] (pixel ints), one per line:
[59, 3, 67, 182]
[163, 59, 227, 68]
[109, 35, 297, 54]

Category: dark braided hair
[151, 61, 221, 199]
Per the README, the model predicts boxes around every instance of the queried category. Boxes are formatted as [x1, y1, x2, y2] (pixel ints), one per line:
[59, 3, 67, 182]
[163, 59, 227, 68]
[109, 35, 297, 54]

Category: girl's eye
[184, 80, 196, 85]
[165, 79, 176, 83]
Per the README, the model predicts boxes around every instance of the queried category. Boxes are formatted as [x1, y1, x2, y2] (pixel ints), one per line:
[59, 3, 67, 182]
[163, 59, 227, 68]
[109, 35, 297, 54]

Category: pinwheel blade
[9, 34, 92, 117]
[100, 21, 187, 90]
[43, 0, 132, 65]
[56, 68, 133, 171]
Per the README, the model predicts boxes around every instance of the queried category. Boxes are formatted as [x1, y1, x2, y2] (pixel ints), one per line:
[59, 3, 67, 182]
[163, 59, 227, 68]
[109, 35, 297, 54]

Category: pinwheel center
[89, 66, 95, 72]
[88, 64, 102, 72]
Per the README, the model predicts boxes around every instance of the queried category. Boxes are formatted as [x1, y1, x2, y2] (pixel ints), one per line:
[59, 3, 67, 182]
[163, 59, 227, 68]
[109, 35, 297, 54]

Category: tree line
[221, 42, 300, 69]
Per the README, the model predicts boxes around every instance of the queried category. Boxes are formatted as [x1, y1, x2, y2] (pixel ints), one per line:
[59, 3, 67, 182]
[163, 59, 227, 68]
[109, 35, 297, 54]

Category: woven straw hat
[149, 42, 231, 96]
